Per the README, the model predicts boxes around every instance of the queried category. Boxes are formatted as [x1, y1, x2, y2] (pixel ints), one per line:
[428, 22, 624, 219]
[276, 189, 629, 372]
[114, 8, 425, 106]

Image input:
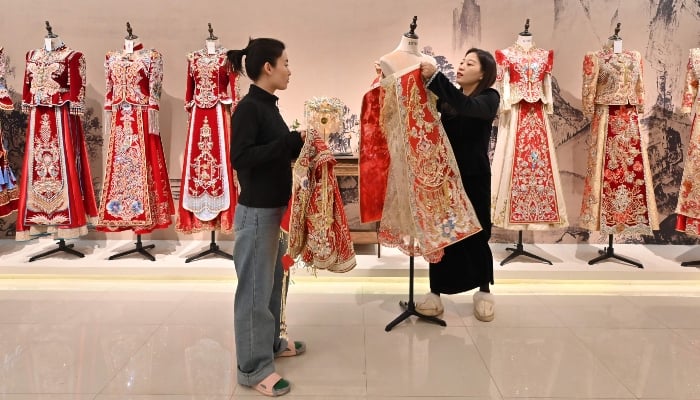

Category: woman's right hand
[420, 62, 437, 81]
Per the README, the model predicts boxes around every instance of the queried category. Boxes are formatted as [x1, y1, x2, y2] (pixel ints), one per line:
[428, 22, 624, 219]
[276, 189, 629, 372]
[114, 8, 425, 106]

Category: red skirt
[15, 105, 98, 240]
[97, 104, 174, 234]
[176, 104, 236, 234]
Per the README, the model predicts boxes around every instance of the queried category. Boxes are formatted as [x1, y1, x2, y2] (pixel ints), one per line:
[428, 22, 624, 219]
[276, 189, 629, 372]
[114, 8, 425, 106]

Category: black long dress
[426, 72, 500, 294]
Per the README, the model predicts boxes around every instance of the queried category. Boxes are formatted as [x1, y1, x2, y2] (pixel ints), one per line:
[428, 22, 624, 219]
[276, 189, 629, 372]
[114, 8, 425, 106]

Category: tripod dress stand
[385, 237, 447, 331]
[185, 230, 232, 263]
[29, 239, 85, 262]
[500, 230, 553, 265]
[587, 234, 643, 269]
[108, 234, 156, 261]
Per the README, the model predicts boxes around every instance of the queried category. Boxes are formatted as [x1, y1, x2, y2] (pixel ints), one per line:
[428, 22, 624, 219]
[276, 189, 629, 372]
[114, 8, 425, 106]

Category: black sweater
[230, 84, 303, 208]
[427, 72, 500, 176]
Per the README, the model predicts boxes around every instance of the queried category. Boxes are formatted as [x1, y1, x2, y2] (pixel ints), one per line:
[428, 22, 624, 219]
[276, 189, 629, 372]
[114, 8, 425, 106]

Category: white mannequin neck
[394, 35, 422, 55]
[606, 39, 623, 53]
[206, 39, 220, 54]
[124, 37, 142, 54]
[44, 36, 64, 51]
[516, 34, 533, 50]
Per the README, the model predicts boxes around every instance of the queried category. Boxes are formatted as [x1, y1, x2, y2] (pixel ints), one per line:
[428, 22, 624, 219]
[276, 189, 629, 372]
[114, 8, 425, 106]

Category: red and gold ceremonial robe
[676, 48, 700, 236]
[0, 47, 18, 217]
[176, 47, 238, 234]
[580, 47, 659, 236]
[286, 130, 356, 272]
[359, 66, 482, 262]
[15, 45, 98, 240]
[97, 44, 174, 233]
[492, 44, 568, 230]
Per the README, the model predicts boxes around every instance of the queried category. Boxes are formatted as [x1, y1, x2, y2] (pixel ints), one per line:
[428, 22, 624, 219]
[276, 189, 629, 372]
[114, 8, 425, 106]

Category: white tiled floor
[1, 241, 700, 399]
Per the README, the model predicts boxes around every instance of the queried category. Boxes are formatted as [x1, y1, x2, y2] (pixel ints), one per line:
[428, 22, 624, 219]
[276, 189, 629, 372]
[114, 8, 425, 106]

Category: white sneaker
[473, 291, 495, 322]
[415, 292, 444, 316]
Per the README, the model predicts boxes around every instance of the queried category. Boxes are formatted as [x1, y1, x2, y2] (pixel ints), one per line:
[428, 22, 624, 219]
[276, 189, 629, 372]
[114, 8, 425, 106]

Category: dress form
[493, 18, 566, 266]
[182, 23, 236, 263]
[379, 16, 435, 76]
[515, 19, 533, 50]
[123, 22, 142, 54]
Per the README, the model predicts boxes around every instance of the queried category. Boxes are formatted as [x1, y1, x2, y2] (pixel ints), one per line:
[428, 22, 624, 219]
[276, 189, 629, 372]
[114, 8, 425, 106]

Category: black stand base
[29, 239, 85, 262]
[681, 260, 700, 267]
[385, 255, 446, 332]
[108, 234, 155, 261]
[588, 234, 643, 269]
[500, 230, 553, 265]
[185, 231, 233, 263]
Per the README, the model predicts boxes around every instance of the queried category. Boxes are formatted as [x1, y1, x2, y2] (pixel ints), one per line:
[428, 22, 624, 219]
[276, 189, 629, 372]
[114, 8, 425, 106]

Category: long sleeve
[148, 50, 163, 135]
[148, 50, 163, 111]
[427, 71, 499, 120]
[68, 51, 86, 115]
[543, 50, 554, 114]
[230, 101, 303, 170]
[581, 52, 598, 118]
[104, 54, 114, 111]
[634, 51, 645, 114]
[0, 48, 12, 111]
[184, 56, 195, 111]
[21, 50, 32, 113]
[681, 49, 699, 114]
[494, 49, 509, 112]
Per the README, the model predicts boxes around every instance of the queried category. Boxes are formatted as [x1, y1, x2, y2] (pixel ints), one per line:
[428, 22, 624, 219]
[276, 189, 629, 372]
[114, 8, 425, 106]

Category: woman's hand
[420, 62, 437, 81]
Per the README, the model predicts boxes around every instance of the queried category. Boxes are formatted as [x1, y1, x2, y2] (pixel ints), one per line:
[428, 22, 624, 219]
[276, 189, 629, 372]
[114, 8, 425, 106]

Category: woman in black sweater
[416, 48, 500, 322]
[228, 38, 304, 397]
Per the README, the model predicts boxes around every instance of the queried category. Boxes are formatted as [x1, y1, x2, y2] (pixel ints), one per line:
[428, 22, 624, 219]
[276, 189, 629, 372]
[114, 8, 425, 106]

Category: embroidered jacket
[184, 48, 238, 110]
[582, 48, 644, 117]
[21, 46, 85, 115]
[495, 44, 554, 113]
[104, 45, 163, 111]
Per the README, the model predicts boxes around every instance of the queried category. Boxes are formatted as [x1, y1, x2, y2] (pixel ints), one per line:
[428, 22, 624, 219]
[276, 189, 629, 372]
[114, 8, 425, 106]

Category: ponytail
[227, 37, 285, 81]
[227, 48, 246, 75]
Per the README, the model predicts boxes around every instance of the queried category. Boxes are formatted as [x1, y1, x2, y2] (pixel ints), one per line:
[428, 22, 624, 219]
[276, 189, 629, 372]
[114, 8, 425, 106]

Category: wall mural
[0, 0, 699, 246]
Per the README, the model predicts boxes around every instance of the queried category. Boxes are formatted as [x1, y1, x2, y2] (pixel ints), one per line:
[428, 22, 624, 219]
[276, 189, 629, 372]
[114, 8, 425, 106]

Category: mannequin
[515, 18, 533, 51]
[606, 23, 623, 54]
[43, 21, 64, 51]
[492, 18, 568, 265]
[580, 22, 658, 268]
[379, 16, 435, 76]
[177, 23, 238, 262]
[98, 22, 175, 260]
[123, 22, 142, 54]
[676, 47, 700, 266]
[205, 23, 220, 54]
[0, 46, 18, 218]
[17, 21, 99, 261]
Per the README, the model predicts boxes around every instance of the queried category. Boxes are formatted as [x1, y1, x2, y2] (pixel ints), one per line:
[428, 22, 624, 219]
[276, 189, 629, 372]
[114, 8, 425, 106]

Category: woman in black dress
[416, 48, 500, 321]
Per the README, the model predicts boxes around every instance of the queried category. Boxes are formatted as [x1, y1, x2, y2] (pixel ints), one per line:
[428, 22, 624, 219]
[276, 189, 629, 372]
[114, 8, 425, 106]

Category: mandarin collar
[248, 84, 279, 104]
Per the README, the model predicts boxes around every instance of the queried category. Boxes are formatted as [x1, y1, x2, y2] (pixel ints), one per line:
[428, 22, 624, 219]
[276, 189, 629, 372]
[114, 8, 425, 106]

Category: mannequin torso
[379, 35, 435, 76]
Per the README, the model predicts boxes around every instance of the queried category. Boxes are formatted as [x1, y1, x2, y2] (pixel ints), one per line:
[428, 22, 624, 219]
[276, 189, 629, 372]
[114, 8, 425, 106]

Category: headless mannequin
[379, 16, 435, 76]
[516, 19, 533, 50]
[606, 23, 623, 54]
[124, 22, 142, 54]
[205, 23, 220, 54]
[43, 21, 64, 51]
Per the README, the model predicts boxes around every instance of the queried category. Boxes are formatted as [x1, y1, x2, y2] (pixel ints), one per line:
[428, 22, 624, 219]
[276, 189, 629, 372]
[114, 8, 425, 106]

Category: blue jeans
[233, 204, 290, 386]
